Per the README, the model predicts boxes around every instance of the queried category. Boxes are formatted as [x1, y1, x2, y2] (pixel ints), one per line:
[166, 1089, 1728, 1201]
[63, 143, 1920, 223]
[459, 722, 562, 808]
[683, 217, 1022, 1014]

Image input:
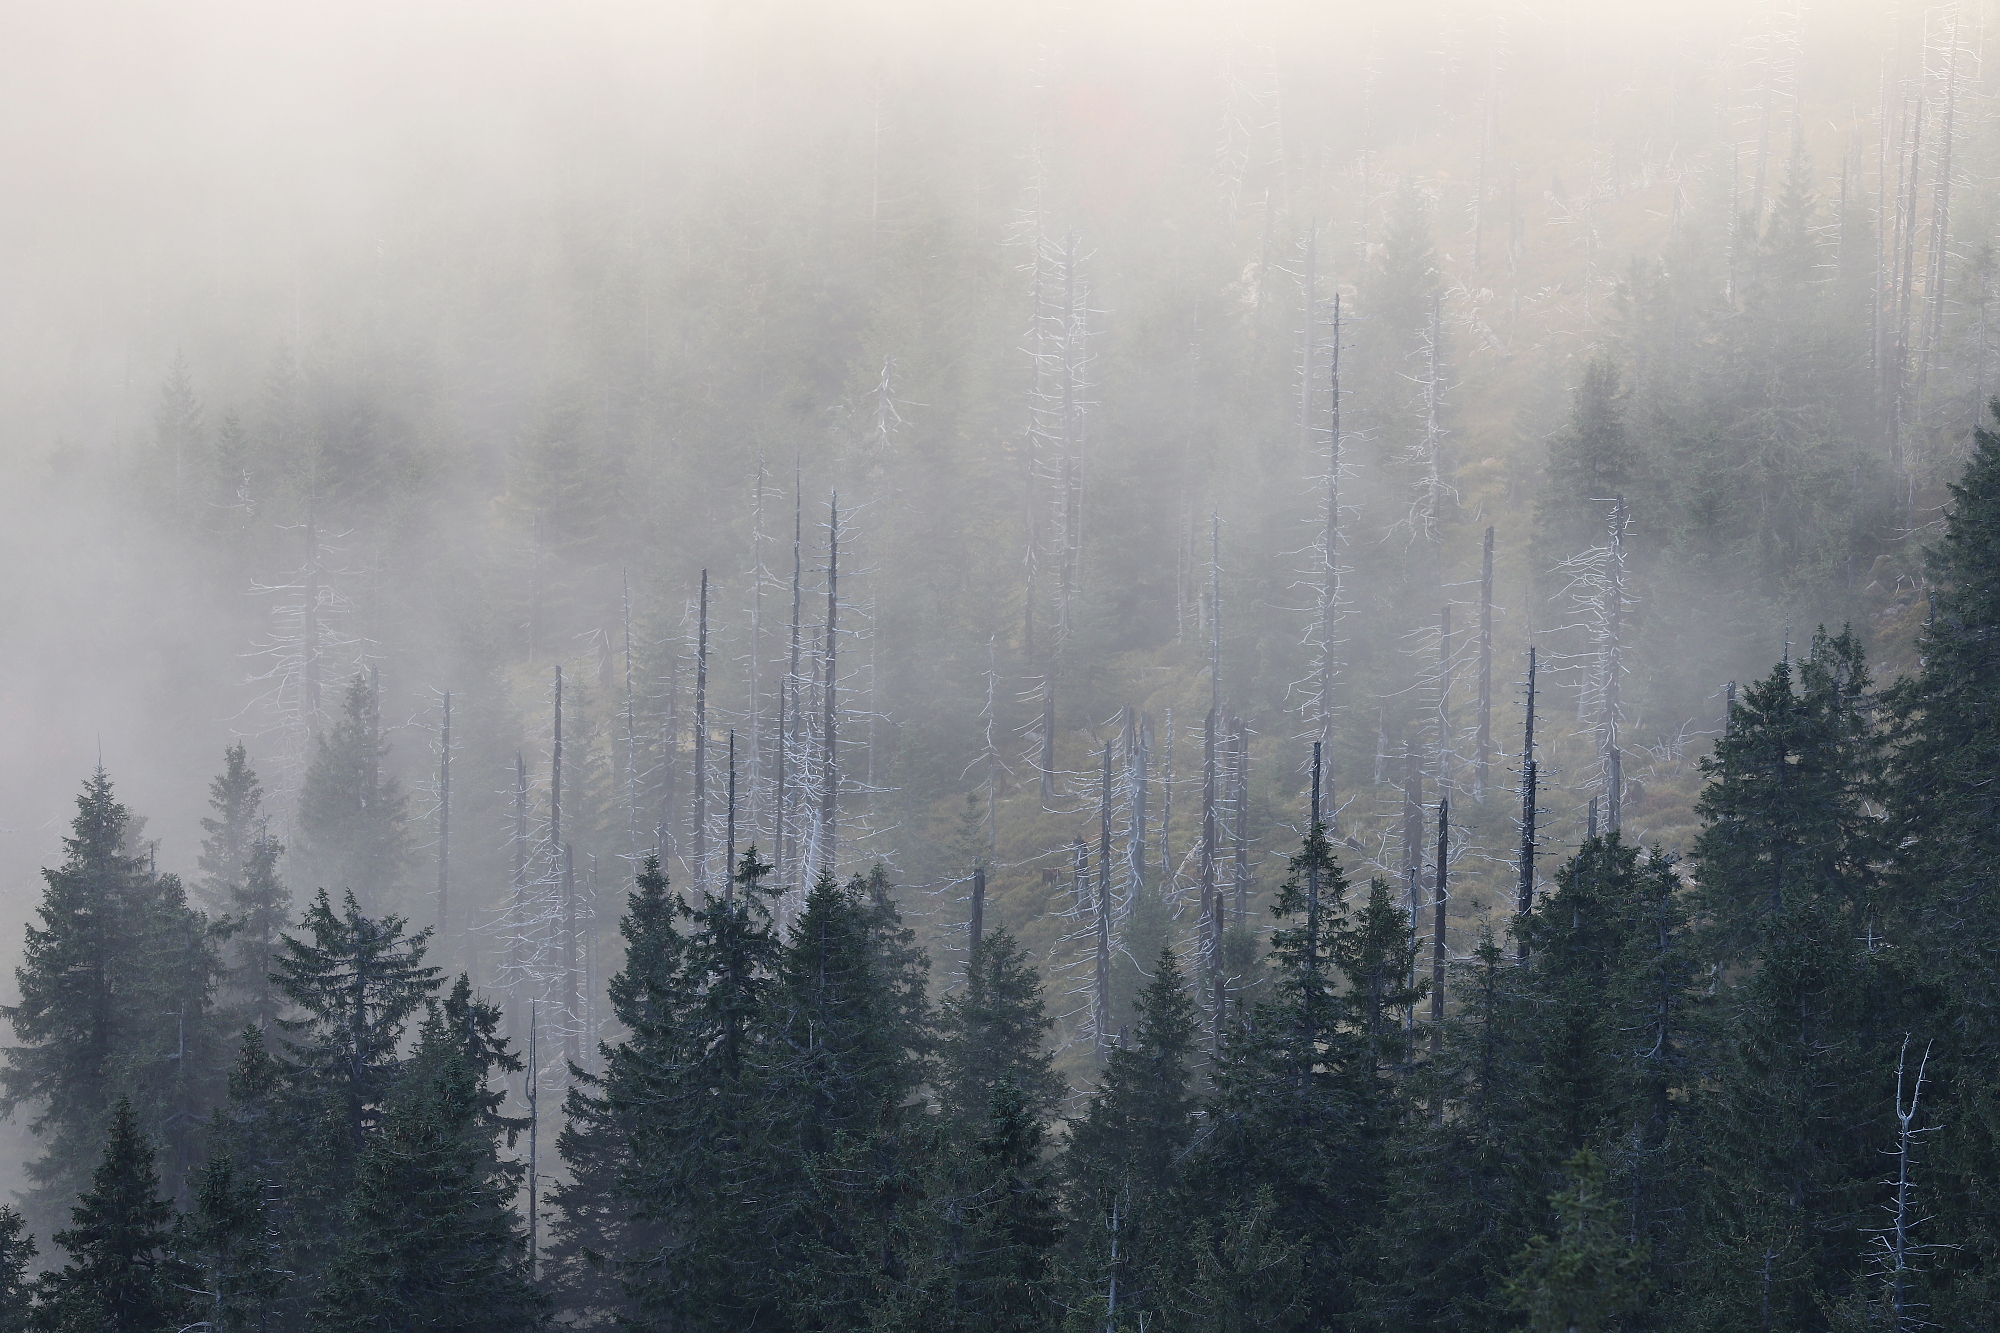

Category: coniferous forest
[13, 1, 2000, 1328]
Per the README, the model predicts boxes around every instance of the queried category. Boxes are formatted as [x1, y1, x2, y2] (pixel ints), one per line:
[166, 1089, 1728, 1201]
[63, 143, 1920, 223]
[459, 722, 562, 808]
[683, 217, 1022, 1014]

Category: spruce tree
[936, 928, 1062, 1128]
[1187, 820, 1413, 1330]
[298, 673, 411, 909]
[1505, 1149, 1650, 1333]
[1882, 411, 2000, 1324]
[548, 856, 684, 1325]
[0, 1208, 34, 1333]
[1061, 947, 1199, 1328]
[270, 889, 441, 1291]
[312, 1005, 545, 1331]
[1364, 928, 1538, 1333]
[1688, 632, 1904, 1324]
[768, 871, 933, 1331]
[2, 771, 226, 1231]
[201, 1026, 294, 1324]
[29, 1098, 192, 1333]
[621, 845, 785, 1331]
[198, 744, 264, 916]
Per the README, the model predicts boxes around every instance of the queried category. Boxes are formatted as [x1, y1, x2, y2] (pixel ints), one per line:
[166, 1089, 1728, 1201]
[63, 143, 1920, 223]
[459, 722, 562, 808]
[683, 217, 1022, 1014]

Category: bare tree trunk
[1096, 740, 1112, 1058]
[1516, 647, 1538, 961]
[304, 510, 322, 735]
[436, 689, 451, 957]
[1224, 716, 1240, 924]
[1431, 797, 1448, 1055]
[694, 571, 709, 891]
[1604, 499, 1626, 833]
[781, 477, 803, 883]
[725, 731, 737, 902]
[1476, 526, 1495, 801]
[822, 496, 840, 872]
[969, 865, 985, 956]
[510, 751, 527, 1020]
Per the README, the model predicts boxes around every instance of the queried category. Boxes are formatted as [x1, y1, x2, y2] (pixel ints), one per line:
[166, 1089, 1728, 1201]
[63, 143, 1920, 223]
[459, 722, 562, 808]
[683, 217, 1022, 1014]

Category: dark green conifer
[297, 673, 411, 910]
[2, 772, 225, 1230]
[0, 1207, 35, 1333]
[29, 1099, 192, 1333]
[312, 1006, 544, 1331]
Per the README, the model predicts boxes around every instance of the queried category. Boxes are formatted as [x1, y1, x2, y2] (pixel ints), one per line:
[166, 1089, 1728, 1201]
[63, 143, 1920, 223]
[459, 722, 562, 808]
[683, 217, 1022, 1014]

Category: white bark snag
[1516, 647, 1538, 962]
[821, 495, 840, 873]
[1476, 526, 1495, 801]
[694, 570, 709, 890]
[1430, 797, 1448, 1057]
[1231, 719, 1249, 929]
[436, 689, 451, 956]
[1096, 739, 1112, 1058]
[781, 474, 802, 882]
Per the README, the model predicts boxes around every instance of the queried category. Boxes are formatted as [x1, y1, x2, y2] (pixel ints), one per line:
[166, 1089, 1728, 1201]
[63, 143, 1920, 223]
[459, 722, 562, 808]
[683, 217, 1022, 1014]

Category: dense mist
[4, 1, 1999, 1326]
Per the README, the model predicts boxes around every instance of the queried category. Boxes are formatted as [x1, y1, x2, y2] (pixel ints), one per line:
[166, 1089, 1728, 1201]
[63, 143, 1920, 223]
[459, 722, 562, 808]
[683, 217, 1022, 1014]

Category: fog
[0, 0, 1971, 1200]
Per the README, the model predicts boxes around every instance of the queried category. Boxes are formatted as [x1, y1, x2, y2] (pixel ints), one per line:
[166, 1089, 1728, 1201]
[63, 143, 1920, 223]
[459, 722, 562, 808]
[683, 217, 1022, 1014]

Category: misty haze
[3, 1, 1999, 1327]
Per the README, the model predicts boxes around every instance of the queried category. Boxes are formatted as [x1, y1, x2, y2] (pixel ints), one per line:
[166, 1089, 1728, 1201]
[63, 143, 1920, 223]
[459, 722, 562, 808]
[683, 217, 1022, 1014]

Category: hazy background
[0, 0, 1976, 1177]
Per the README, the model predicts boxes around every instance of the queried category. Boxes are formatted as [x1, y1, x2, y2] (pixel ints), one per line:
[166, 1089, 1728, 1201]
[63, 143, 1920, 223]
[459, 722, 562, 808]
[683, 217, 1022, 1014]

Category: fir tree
[0, 1208, 35, 1333]
[1061, 947, 1199, 1328]
[29, 1098, 193, 1333]
[270, 889, 441, 1291]
[2, 771, 226, 1230]
[297, 673, 411, 910]
[1688, 632, 1904, 1323]
[1189, 820, 1414, 1331]
[936, 928, 1061, 1129]
[198, 744, 265, 916]
[548, 857, 684, 1326]
[1505, 1149, 1650, 1333]
[312, 1006, 545, 1331]
[1883, 410, 2000, 1323]
[622, 845, 785, 1331]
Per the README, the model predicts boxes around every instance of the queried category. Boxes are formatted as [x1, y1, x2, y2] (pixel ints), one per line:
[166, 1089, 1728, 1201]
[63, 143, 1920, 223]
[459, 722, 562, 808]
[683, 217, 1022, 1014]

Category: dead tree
[1430, 797, 1448, 1056]
[820, 495, 840, 873]
[1224, 716, 1240, 924]
[1096, 740, 1113, 1058]
[694, 570, 710, 890]
[1516, 646, 1538, 961]
[969, 865, 986, 956]
[779, 476, 803, 882]
[436, 690, 451, 956]
[1476, 526, 1495, 800]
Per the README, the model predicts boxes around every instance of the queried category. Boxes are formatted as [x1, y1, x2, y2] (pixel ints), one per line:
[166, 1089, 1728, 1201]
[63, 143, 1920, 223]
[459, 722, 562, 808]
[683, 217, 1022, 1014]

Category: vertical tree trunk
[822, 496, 840, 872]
[1437, 605, 1453, 793]
[1476, 526, 1495, 800]
[304, 511, 322, 734]
[1431, 797, 1448, 1052]
[1517, 646, 1538, 961]
[725, 731, 737, 902]
[1232, 719, 1250, 929]
[1319, 295, 1342, 751]
[694, 571, 709, 891]
[1096, 740, 1112, 1057]
[508, 752, 528, 1025]
[1159, 710, 1174, 887]
[782, 479, 803, 882]
[1201, 706, 1219, 1038]
[1604, 499, 1625, 833]
[436, 689, 450, 957]
[623, 574, 637, 862]
[969, 865, 984, 956]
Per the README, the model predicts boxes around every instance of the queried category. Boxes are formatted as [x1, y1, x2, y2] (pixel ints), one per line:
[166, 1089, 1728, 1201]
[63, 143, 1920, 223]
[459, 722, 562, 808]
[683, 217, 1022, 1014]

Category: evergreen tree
[1541, 353, 1638, 551]
[1363, 928, 1537, 1333]
[1686, 632, 1906, 1324]
[312, 1004, 545, 1331]
[200, 1026, 293, 1326]
[1189, 821, 1414, 1331]
[548, 857, 684, 1326]
[2, 771, 226, 1230]
[231, 834, 290, 1031]
[1505, 1149, 1650, 1333]
[29, 1098, 193, 1333]
[298, 673, 411, 910]
[0, 1208, 35, 1333]
[936, 928, 1062, 1129]
[270, 889, 441, 1292]
[1061, 947, 1199, 1330]
[1883, 410, 2000, 1323]
[621, 845, 785, 1331]
[198, 744, 264, 914]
